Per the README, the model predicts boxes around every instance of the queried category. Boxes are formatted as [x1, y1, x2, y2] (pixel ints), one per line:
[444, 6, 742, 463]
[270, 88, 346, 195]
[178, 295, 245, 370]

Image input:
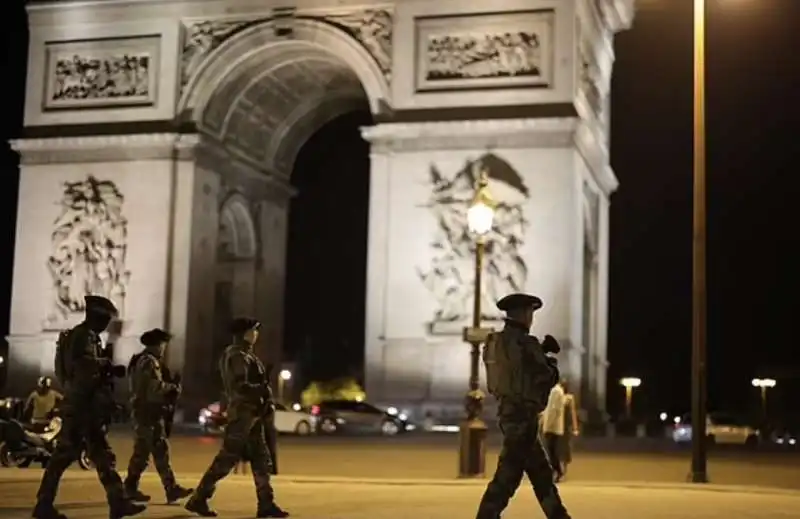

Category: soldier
[476, 293, 572, 519]
[33, 295, 146, 519]
[124, 328, 193, 503]
[185, 318, 289, 518]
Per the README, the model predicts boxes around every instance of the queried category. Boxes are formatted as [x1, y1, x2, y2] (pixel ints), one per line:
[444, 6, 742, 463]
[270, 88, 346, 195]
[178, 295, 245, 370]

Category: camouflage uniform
[124, 328, 192, 503]
[185, 318, 288, 518]
[476, 294, 571, 519]
[33, 295, 145, 519]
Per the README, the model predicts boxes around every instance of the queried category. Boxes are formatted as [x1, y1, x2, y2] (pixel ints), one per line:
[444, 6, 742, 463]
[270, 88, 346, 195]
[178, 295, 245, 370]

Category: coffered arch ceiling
[198, 41, 370, 177]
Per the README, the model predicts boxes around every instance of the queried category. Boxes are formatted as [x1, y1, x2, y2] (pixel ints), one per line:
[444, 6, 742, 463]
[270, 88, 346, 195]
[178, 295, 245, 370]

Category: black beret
[496, 293, 543, 312]
[230, 317, 261, 335]
[140, 328, 172, 347]
[84, 295, 118, 316]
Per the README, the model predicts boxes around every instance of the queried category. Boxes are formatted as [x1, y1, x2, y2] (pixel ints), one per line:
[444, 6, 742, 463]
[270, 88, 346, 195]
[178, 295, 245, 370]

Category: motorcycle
[0, 415, 92, 470]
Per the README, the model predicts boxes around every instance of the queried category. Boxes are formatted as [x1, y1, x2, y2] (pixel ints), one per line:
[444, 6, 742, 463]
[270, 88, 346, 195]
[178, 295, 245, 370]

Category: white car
[672, 413, 758, 445]
[198, 402, 317, 436]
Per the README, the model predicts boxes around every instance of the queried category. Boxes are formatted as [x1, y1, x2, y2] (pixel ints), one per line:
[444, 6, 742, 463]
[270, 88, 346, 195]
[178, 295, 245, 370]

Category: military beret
[140, 328, 172, 347]
[230, 317, 261, 335]
[496, 293, 543, 312]
[84, 295, 118, 316]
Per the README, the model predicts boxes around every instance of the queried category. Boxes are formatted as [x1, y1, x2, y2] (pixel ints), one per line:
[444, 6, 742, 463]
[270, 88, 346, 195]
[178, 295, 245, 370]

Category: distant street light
[620, 377, 641, 418]
[659, 412, 668, 422]
[751, 378, 776, 414]
[459, 160, 496, 478]
[277, 369, 292, 402]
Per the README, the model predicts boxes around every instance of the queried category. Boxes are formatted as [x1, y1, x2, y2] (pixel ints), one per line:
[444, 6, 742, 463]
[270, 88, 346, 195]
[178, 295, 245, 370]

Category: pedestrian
[476, 293, 572, 519]
[124, 328, 193, 503]
[542, 380, 566, 481]
[559, 380, 579, 477]
[185, 318, 289, 518]
[33, 295, 146, 519]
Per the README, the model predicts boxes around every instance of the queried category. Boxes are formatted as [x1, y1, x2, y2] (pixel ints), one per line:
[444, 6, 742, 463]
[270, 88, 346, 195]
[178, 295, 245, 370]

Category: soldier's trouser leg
[85, 421, 126, 505]
[247, 420, 275, 507]
[524, 436, 570, 519]
[475, 421, 526, 519]
[125, 431, 152, 491]
[35, 416, 79, 507]
[150, 428, 178, 490]
[194, 417, 253, 500]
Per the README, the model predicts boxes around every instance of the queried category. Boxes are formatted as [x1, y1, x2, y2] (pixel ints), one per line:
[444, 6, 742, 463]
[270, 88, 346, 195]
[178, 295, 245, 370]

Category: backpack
[53, 330, 72, 386]
[482, 332, 513, 398]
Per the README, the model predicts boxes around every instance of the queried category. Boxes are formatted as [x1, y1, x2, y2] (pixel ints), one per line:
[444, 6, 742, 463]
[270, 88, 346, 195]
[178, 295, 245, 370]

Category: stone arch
[179, 19, 388, 173]
[218, 193, 258, 260]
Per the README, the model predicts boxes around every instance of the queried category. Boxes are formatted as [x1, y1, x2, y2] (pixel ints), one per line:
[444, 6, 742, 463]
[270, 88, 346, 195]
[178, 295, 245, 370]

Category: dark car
[311, 400, 410, 436]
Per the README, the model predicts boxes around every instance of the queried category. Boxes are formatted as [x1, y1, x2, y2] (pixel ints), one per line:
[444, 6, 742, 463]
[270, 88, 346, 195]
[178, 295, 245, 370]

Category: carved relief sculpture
[179, 9, 393, 98]
[43, 36, 160, 110]
[579, 43, 603, 122]
[45, 176, 131, 327]
[414, 10, 555, 93]
[418, 154, 530, 335]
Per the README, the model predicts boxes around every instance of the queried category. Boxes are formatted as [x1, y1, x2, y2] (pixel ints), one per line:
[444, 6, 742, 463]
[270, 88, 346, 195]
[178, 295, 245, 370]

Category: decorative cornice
[608, 0, 636, 32]
[10, 133, 199, 164]
[574, 122, 618, 196]
[361, 118, 580, 153]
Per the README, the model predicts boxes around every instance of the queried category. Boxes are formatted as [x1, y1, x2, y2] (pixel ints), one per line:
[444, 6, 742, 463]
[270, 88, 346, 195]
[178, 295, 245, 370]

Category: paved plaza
[1, 469, 799, 519]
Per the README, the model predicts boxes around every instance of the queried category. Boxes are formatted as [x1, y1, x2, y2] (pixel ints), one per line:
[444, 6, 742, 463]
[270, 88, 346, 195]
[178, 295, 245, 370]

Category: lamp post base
[687, 471, 709, 484]
[458, 418, 488, 478]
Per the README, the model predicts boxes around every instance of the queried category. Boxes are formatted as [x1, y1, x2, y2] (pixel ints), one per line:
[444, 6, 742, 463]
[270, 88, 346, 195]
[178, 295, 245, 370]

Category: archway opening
[185, 24, 382, 404]
[284, 109, 372, 391]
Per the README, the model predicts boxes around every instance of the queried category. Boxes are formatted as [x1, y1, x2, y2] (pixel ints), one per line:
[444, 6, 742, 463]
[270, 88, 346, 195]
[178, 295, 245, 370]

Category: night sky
[1, 1, 797, 419]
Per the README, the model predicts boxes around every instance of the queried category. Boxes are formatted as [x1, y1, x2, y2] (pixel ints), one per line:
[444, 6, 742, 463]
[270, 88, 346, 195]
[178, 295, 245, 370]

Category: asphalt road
[48, 431, 792, 490]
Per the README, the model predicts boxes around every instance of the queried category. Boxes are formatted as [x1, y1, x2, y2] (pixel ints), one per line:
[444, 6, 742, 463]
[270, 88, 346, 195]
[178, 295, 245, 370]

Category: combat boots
[166, 484, 194, 504]
[108, 499, 146, 519]
[256, 503, 290, 518]
[184, 495, 218, 517]
[32, 502, 68, 519]
[124, 487, 151, 502]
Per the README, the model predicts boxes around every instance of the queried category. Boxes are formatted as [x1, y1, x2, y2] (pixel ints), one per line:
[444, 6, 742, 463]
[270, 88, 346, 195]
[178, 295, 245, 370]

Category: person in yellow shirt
[25, 377, 63, 427]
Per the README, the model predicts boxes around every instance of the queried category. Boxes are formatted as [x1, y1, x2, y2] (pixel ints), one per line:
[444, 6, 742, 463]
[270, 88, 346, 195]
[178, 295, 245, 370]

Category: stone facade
[7, 0, 635, 418]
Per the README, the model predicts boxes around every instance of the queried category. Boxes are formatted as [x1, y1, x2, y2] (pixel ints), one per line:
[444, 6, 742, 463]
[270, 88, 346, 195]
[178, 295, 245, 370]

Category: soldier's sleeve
[225, 351, 263, 398]
[70, 327, 107, 385]
[140, 356, 178, 402]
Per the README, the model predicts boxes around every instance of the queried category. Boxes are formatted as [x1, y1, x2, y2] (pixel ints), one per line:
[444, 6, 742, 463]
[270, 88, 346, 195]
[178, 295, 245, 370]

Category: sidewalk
[1, 471, 798, 518]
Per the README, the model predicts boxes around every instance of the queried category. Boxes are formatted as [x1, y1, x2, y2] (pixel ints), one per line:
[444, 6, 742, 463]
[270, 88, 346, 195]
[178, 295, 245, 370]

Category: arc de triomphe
[6, 0, 634, 417]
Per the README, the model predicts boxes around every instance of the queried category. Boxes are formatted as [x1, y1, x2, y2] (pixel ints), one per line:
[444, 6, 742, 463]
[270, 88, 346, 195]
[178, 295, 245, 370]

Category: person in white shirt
[541, 381, 566, 481]
[559, 381, 579, 477]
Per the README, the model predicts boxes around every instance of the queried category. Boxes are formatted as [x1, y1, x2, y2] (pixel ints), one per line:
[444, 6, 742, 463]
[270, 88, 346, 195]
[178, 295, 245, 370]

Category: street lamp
[690, 0, 709, 485]
[751, 378, 776, 414]
[277, 369, 292, 403]
[619, 377, 641, 418]
[458, 161, 496, 478]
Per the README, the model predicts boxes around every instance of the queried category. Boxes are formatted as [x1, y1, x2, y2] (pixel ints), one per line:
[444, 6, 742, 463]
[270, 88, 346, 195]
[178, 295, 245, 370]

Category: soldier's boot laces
[124, 487, 151, 503]
[166, 485, 194, 504]
[184, 495, 218, 517]
[256, 503, 290, 518]
[109, 499, 146, 519]
[32, 502, 68, 519]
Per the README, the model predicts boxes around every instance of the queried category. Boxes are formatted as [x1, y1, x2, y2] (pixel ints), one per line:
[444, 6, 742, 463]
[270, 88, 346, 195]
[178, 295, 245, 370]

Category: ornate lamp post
[458, 163, 496, 478]
[619, 377, 641, 418]
[278, 369, 292, 403]
[751, 378, 776, 416]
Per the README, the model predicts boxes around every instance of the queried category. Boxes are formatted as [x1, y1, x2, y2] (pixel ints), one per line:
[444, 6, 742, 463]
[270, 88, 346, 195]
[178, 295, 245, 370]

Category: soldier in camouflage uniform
[476, 293, 571, 519]
[185, 318, 289, 518]
[33, 295, 146, 519]
[124, 328, 193, 503]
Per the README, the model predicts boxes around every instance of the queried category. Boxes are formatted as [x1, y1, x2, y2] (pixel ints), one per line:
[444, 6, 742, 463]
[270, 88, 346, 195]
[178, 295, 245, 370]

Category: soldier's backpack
[53, 329, 72, 386]
[482, 332, 513, 398]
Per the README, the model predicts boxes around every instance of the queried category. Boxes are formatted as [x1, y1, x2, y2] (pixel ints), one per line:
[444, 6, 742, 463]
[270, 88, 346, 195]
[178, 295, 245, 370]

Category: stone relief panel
[578, 42, 603, 122]
[45, 176, 131, 329]
[42, 36, 160, 111]
[414, 10, 555, 93]
[417, 153, 530, 335]
[180, 9, 392, 98]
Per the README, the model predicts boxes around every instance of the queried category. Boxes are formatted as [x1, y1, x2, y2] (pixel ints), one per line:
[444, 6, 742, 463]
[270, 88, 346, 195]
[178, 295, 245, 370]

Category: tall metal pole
[690, 0, 709, 484]
[469, 239, 485, 392]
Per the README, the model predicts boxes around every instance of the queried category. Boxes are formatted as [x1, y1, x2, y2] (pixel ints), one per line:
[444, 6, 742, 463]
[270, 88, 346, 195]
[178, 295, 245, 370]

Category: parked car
[311, 400, 411, 436]
[672, 413, 759, 445]
[198, 402, 316, 436]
